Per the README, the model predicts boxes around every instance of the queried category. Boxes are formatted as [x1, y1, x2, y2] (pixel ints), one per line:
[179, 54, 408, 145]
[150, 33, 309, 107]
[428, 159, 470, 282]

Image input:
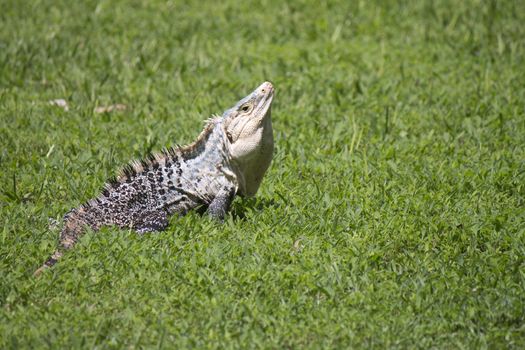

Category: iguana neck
[182, 118, 236, 178]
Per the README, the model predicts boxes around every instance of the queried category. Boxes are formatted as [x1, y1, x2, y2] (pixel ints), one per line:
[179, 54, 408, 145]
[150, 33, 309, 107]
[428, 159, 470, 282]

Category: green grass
[1, 0, 524, 348]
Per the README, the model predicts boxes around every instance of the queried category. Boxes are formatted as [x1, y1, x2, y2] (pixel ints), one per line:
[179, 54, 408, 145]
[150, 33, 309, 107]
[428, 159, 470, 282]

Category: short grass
[1, 0, 524, 348]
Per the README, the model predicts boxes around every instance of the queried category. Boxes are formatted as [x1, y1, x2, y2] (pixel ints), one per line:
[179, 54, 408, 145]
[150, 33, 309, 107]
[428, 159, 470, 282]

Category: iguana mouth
[254, 81, 274, 116]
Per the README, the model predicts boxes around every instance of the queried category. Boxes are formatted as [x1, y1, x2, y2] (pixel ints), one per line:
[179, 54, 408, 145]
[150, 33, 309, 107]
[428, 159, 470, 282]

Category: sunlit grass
[1, 0, 524, 348]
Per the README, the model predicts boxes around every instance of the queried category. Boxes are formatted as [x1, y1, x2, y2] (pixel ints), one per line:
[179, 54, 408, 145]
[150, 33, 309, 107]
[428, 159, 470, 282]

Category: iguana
[35, 81, 275, 276]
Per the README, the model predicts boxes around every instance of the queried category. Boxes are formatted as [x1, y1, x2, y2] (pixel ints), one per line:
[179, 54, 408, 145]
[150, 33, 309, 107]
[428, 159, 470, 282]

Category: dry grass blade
[94, 104, 127, 114]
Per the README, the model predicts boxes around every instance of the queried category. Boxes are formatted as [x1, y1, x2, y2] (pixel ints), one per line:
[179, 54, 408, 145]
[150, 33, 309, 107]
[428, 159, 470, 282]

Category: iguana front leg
[207, 186, 236, 221]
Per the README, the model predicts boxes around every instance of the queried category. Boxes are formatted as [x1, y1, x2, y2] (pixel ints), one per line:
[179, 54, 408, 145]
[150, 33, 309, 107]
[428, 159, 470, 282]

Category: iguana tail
[34, 250, 64, 276]
[34, 208, 93, 277]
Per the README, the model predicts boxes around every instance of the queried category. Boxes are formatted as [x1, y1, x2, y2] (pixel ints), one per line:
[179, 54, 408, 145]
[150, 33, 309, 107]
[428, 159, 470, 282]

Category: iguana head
[222, 81, 275, 196]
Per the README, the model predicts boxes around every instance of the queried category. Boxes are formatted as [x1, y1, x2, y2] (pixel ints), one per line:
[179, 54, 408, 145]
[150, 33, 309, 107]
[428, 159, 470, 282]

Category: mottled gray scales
[207, 186, 237, 221]
[34, 82, 275, 276]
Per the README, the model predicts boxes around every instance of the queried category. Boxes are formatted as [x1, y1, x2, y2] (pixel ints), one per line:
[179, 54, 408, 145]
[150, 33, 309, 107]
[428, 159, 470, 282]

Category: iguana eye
[226, 131, 233, 142]
[241, 104, 250, 112]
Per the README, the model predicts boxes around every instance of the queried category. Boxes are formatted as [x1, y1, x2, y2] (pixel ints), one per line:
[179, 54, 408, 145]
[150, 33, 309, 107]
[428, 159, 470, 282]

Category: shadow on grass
[230, 197, 280, 221]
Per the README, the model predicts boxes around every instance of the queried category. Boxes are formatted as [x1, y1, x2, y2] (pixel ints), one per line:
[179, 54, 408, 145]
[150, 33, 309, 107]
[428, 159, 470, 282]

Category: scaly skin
[35, 82, 275, 276]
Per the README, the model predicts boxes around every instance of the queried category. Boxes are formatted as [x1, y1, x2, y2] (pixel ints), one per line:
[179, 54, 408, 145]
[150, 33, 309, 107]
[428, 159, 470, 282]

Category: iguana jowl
[35, 82, 274, 275]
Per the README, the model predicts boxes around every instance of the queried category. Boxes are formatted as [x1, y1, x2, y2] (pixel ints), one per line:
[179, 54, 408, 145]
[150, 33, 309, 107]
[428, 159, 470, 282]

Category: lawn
[1, 0, 524, 348]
